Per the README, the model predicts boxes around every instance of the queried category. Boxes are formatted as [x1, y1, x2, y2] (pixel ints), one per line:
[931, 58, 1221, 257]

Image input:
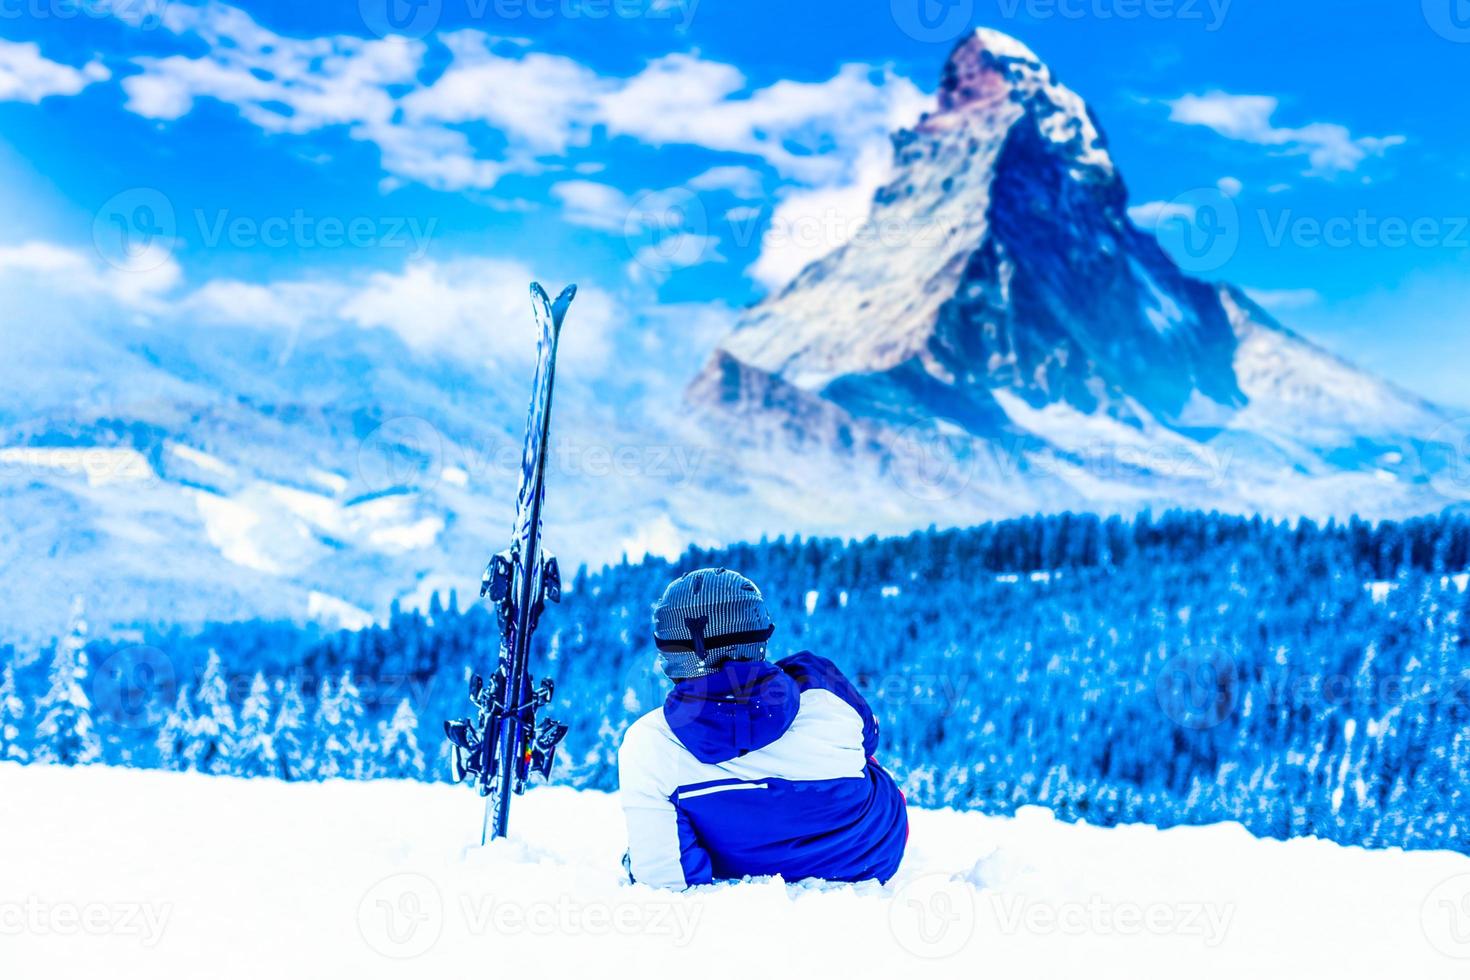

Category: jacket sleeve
[618, 721, 713, 889]
[777, 652, 881, 758]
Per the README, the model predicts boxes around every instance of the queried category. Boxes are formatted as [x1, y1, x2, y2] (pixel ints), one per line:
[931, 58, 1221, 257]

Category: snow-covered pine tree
[234, 673, 277, 778]
[0, 659, 28, 763]
[378, 698, 425, 780]
[184, 652, 237, 775]
[32, 597, 101, 766]
[271, 680, 310, 781]
[337, 671, 378, 780]
[312, 677, 345, 779]
[155, 686, 193, 771]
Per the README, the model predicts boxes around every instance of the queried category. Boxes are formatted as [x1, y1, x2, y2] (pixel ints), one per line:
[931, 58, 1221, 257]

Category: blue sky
[1, 0, 1467, 406]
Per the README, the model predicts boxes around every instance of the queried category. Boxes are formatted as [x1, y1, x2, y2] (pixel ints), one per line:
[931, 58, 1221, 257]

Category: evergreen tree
[337, 671, 378, 780]
[32, 597, 101, 766]
[312, 677, 348, 780]
[271, 681, 310, 781]
[184, 652, 237, 775]
[378, 698, 426, 780]
[155, 687, 193, 772]
[234, 673, 277, 778]
[0, 660, 28, 763]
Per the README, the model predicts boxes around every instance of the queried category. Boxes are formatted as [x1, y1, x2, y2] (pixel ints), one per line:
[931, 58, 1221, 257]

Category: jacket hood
[663, 660, 800, 764]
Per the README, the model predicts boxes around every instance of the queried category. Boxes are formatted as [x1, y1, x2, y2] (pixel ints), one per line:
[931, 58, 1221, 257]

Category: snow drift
[4, 764, 1469, 979]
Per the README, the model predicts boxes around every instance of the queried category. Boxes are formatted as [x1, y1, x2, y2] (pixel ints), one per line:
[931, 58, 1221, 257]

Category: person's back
[619, 568, 908, 889]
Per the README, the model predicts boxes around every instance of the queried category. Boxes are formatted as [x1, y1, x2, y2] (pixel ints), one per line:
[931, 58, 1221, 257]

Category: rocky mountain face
[692, 29, 1452, 506]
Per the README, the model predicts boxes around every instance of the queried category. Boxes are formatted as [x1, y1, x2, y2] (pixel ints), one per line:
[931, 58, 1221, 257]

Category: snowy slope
[4, 763, 1469, 979]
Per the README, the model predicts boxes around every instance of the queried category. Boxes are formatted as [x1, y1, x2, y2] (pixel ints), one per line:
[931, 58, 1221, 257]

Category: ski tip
[528, 281, 550, 305]
[557, 284, 577, 304]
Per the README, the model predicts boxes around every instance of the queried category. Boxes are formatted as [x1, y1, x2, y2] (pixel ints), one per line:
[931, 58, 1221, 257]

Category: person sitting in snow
[619, 567, 908, 889]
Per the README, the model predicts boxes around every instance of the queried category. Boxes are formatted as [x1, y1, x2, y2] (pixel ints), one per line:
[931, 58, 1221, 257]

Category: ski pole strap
[654, 624, 775, 654]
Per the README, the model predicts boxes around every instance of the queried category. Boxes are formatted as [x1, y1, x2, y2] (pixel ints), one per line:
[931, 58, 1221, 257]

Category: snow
[3, 764, 1467, 979]
[368, 515, 444, 552]
[1367, 581, 1397, 603]
[971, 27, 1043, 64]
[166, 443, 233, 477]
[1221, 287, 1439, 440]
[1130, 258, 1190, 334]
[189, 489, 285, 574]
[307, 591, 375, 632]
[618, 514, 692, 562]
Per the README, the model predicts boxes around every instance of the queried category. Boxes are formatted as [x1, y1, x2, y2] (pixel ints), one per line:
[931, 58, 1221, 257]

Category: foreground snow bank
[3, 764, 1468, 978]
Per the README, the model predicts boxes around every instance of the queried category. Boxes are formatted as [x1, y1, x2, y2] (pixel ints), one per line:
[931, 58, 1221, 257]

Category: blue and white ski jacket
[618, 652, 908, 890]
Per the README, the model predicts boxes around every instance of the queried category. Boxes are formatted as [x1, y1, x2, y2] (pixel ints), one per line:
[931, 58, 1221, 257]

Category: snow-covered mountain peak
[930, 28, 1113, 177]
[690, 30, 1455, 522]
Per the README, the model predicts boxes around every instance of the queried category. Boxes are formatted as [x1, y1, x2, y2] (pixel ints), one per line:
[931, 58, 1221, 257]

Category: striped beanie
[652, 568, 775, 680]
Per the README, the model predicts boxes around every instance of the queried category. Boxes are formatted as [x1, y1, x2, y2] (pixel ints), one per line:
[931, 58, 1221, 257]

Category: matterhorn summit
[691, 28, 1450, 518]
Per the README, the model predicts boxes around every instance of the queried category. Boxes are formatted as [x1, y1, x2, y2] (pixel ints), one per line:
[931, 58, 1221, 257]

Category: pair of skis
[445, 282, 575, 844]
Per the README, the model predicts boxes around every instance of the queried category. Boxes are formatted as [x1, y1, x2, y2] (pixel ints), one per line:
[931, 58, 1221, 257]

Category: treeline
[5, 511, 1469, 853]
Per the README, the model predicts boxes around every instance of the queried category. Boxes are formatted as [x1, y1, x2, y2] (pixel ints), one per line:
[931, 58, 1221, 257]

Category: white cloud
[337, 258, 617, 369]
[399, 31, 605, 155]
[0, 39, 109, 103]
[747, 139, 894, 290]
[114, 5, 925, 199]
[627, 234, 724, 286]
[554, 180, 733, 283]
[1167, 91, 1404, 177]
[550, 181, 632, 232]
[687, 165, 764, 198]
[1244, 288, 1322, 311]
[123, 4, 505, 191]
[1128, 200, 1197, 228]
[598, 56, 926, 185]
[183, 279, 344, 329]
[0, 241, 179, 309]
[1217, 176, 1243, 198]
